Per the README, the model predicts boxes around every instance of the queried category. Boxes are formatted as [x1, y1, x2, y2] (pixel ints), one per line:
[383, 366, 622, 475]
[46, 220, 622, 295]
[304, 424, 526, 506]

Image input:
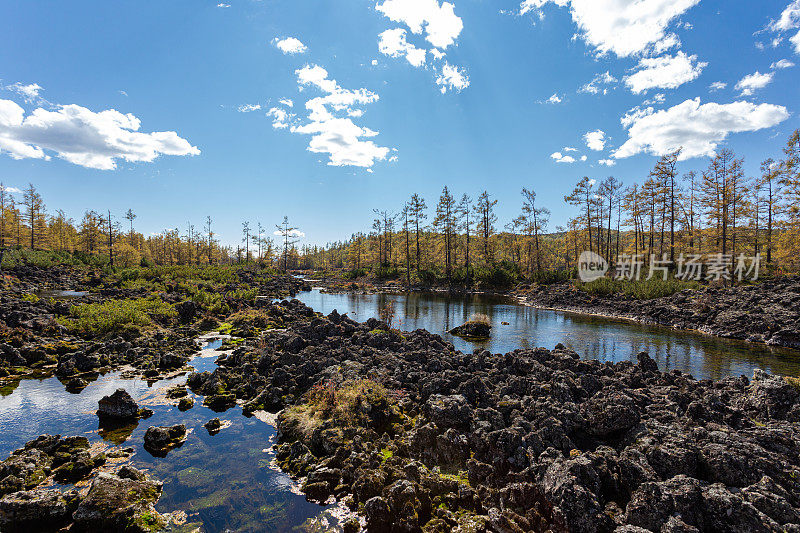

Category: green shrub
[417, 269, 439, 285]
[474, 260, 519, 288]
[343, 268, 369, 279]
[576, 277, 699, 299]
[373, 265, 400, 280]
[58, 297, 176, 336]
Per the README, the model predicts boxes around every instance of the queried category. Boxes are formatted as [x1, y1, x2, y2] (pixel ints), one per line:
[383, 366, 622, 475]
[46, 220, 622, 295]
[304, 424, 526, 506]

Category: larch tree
[205, 216, 214, 264]
[433, 186, 456, 282]
[565, 177, 595, 253]
[125, 209, 137, 247]
[408, 194, 427, 273]
[649, 150, 681, 262]
[241, 221, 251, 262]
[457, 193, 473, 276]
[22, 183, 45, 250]
[401, 204, 412, 287]
[276, 216, 300, 272]
[758, 159, 781, 265]
[598, 177, 622, 262]
[520, 187, 550, 273]
[475, 190, 497, 263]
[682, 171, 700, 252]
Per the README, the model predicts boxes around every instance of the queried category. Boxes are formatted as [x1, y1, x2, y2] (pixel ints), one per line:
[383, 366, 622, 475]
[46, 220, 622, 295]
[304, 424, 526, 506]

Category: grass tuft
[575, 277, 699, 300]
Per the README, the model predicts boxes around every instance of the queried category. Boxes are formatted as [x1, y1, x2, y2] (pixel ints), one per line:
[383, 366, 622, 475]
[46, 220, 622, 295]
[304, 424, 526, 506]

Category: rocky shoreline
[517, 277, 800, 350]
[186, 298, 800, 532]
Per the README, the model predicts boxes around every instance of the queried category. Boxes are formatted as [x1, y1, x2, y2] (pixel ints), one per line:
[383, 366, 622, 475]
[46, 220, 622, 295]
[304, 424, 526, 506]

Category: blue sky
[1, 0, 799, 247]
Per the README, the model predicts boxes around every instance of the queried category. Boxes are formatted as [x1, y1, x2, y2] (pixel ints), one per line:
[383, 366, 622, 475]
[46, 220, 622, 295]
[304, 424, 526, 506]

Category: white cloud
[267, 107, 292, 129]
[651, 33, 681, 54]
[0, 99, 199, 170]
[770, 0, 800, 32]
[792, 31, 800, 54]
[279, 98, 294, 108]
[237, 104, 261, 112]
[613, 97, 789, 160]
[376, 0, 468, 93]
[376, 0, 463, 50]
[770, 58, 795, 69]
[5, 82, 43, 101]
[584, 129, 606, 151]
[735, 71, 774, 96]
[545, 93, 563, 104]
[378, 28, 427, 67]
[623, 51, 706, 94]
[273, 37, 308, 55]
[709, 81, 727, 91]
[580, 155, 588, 161]
[599, 159, 616, 166]
[436, 62, 470, 93]
[564, 146, 577, 152]
[521, 0, 700, 58]
[579, 71, 617, 94]
[273, 229, 305, 238]
[768, 1, 800, 54]
[277, 64, 390, 168]
[3, 186, 22, 194]
[550, 151, 576, 163]
[217, 3, 230, 7]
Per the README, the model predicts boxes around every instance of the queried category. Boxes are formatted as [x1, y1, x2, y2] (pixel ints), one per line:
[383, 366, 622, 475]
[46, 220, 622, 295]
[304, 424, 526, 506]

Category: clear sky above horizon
[1, 0, 800, 248]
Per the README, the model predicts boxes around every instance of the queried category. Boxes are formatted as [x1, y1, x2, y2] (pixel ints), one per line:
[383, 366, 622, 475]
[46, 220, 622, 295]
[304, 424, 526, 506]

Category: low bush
[373, 265, 400, 280]
[474, 260, 519, 288]
[417, 268, 439, 286]
[58, 297, 176, 336]
[343, 268, 369, 280]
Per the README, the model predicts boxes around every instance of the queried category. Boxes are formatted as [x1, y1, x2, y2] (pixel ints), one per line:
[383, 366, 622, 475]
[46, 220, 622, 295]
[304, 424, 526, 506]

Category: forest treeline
[2, 129, 799, 284]
[0, 183, 301, 270]
[301, 129, 800, 285]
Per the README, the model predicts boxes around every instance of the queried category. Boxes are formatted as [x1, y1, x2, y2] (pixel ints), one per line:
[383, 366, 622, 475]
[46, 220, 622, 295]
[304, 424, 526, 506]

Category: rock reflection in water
[295, 289, 800, 380]
[0, 339, 331, 533]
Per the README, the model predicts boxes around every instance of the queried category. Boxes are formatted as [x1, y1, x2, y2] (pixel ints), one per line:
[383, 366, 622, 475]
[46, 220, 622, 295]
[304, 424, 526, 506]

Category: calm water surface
[0, 338, 339, 533]
[295, 289, 800, 381]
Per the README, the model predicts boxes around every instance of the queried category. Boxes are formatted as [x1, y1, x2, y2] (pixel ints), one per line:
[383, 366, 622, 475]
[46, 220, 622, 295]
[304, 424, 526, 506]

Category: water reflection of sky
[295, 289, 800, 381]
[0, 340, 328, 533]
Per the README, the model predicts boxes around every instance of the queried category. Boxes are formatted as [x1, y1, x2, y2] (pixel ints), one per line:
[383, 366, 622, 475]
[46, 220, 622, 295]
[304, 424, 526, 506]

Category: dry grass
[281, 379, 395, 440]
[467, 313, 491, 326]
